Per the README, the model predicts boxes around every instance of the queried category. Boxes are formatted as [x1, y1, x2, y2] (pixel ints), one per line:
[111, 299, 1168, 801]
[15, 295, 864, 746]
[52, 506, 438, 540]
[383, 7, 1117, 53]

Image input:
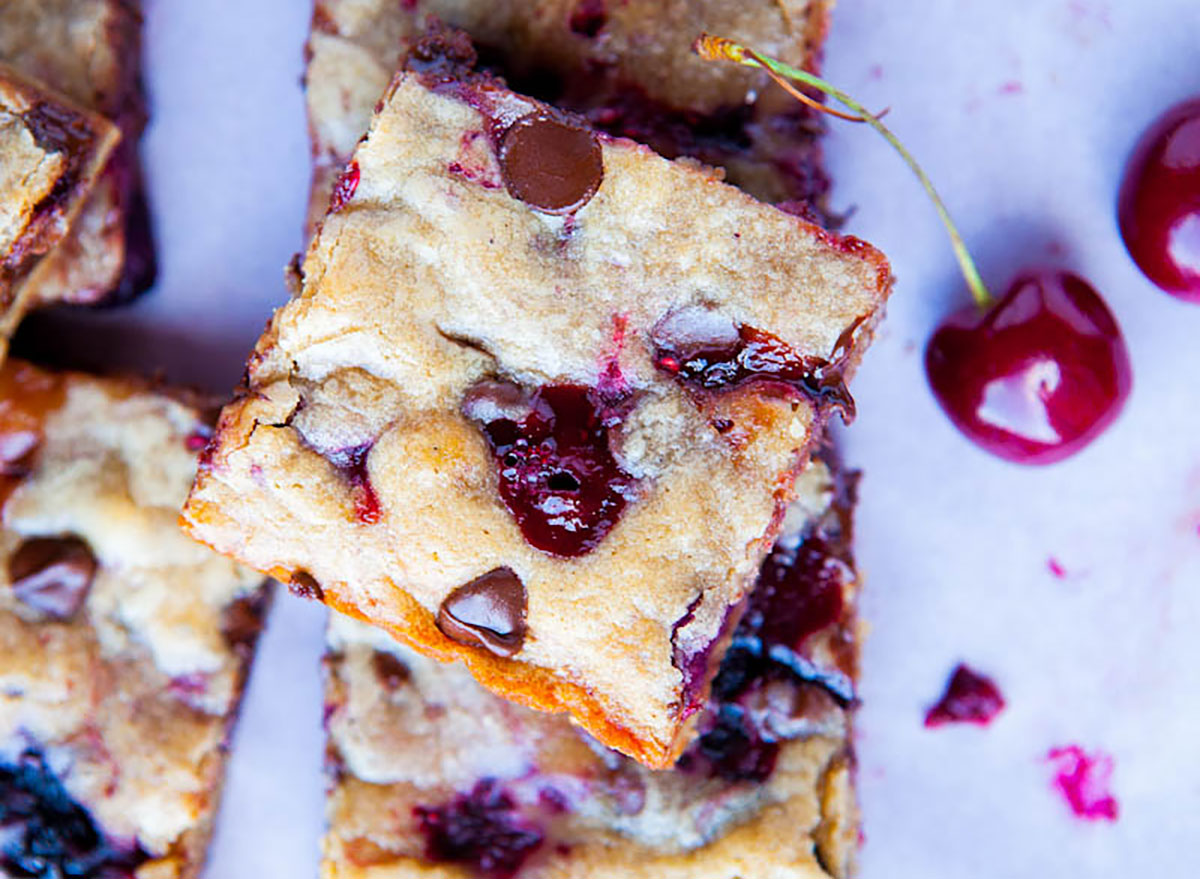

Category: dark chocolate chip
[649, 306, 740, 365]
[289, 570, 325, 602]
[0, 430, 39, 477]
[436, 567, 527, 657]
[8, 536, 97, 620]
[461, 380, 535, 425]
[499, 113, 603, 214]
[221, 590, 269, 658]
[372, 651, 411, 691]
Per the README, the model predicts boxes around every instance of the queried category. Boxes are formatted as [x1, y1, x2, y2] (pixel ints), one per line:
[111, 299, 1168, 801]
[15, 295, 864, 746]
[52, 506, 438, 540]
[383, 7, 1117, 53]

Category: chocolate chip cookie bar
[0, 68, 118, 357]
[0, 359, 269, 878]
[0, 0, 155, 306]
[184, 48, 890, 768]
[306, 0, 834, 232]
[323, 455, 861, 878]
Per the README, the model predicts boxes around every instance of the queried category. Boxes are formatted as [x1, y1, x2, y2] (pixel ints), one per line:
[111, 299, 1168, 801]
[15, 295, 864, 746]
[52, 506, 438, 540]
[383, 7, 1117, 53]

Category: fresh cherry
[1118, 97, 1200, 302]
[925, 271, 1132, 465]
[694, 37, 1136, 466]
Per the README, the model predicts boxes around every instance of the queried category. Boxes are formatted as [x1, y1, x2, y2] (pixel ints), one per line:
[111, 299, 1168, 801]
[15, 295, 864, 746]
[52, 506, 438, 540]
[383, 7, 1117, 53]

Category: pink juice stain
[1047, 745, 1119, 822]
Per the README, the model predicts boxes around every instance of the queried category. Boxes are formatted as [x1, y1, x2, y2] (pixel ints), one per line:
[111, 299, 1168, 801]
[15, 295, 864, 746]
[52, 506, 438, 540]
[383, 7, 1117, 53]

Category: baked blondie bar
[323, 456, 861, 878]
[0, 67, 118, 357]
[0, 359, 269, 878]
[184, 51, 889, 768]
[0, 0, 155, 306]
[306, 0, 834, 232]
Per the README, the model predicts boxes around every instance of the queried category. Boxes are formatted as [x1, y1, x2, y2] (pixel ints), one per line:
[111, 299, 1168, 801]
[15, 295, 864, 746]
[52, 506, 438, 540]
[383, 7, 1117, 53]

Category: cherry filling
[567, 0, 607, 38]
[0, 750, 149, 879]
[924, 664, 1006, 728]
[465, 382, 635, 557]
[323, 443, 382, 524]
[652, 309, 856, 420]
[686, 535, 852, 783]
[328, 161, 360, 214]
[414, 780, 544, 879]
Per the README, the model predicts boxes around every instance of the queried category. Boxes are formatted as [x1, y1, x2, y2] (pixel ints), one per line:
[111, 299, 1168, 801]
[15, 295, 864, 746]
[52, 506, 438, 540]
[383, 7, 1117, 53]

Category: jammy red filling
[654, 320, 856, 420]
[415, 780, 544, 879]
[0, 750, 149, 878]
[685, 530, 854, 783]
[470, 383, 635, 558]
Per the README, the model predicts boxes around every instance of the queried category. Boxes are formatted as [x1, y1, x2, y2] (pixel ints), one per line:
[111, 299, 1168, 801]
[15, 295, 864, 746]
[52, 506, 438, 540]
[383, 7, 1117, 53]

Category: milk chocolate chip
[8, 536, 97, 620]
[436, 567, 527, 657]
[499, 113, 603, 214]
[289, 570, 324, 602]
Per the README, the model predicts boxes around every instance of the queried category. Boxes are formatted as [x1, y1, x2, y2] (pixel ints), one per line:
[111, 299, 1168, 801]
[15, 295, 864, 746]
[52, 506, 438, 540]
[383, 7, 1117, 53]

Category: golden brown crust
[0, 66, 119, 357]
[318, 454, 861, 877]
[185, 66, 889, 769]
[0, 358, 268, 874]
[0, 0, 153, 306]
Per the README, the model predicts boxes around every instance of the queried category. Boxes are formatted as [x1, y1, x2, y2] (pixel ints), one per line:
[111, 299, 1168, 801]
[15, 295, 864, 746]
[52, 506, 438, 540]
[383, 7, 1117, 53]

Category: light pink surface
[37, 1, 1199, 876]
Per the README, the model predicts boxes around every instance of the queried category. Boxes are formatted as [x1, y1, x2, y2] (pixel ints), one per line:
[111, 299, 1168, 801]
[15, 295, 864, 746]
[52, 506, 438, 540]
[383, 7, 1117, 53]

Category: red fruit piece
[1047, 745, 1119, 822]
[925, 271, 1132, 465]
[328, 161, 360, 214]
[924, 664, 1005, 728]
[1118, 97, 1200, 302]
[465, 382, 635, 558]
[414, 780, 544, 879]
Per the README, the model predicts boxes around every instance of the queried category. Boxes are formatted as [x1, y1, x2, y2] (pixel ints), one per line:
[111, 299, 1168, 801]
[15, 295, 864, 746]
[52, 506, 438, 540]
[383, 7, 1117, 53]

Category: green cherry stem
[694, 34, 994, 310]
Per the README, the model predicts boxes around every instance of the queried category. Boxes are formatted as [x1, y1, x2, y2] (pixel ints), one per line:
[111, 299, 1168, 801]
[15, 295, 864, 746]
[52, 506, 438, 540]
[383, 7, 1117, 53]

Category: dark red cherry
[1118, 97, 1200, 302]
[464, 382, 635, 557]
[414, 780, 544, 879]
[0, 750, 149, 878]
[925, 271, 1132, 465]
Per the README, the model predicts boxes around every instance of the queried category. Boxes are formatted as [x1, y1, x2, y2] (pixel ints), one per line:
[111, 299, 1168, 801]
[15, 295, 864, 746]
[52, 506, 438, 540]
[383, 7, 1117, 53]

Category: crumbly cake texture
[185, 60, 890, 767]
[323, 456, 861, 879]
[0, 359, 269, 878]
[305, 0, 834, 232]
[0, 67, 118, 358]
[0, 0, 155, 307]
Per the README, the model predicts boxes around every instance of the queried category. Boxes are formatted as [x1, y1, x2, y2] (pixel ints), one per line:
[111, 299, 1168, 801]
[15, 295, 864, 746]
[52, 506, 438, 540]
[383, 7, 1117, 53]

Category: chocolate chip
[221, 591, 269, 658]
[650, 306, 740, 364]
[461, 380, 535, 425]
[499, 113, 603, 214]
[288, 570, 324, 602]
[8, 536, 97, 620]
[436, 567, 527, 657]
[372, 651, 411, 691]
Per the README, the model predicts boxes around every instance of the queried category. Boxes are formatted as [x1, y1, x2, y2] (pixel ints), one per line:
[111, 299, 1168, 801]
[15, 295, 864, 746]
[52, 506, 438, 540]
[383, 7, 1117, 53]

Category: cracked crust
[0, 67, 118, 359]
[305, 0, 835, 232]
[322, 456, 861, 879]
[0, 359, 269, 878]
[183, 65, 890, 768]
[0, 0, 154, 307]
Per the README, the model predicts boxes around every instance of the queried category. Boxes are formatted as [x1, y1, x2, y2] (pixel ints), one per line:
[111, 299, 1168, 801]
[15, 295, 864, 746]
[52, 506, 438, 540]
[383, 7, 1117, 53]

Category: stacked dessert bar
[0, 0, 156, 355]
[182, 3, 892, 877]
[0, 360, 268, 877]
[0, 7, 270, 877]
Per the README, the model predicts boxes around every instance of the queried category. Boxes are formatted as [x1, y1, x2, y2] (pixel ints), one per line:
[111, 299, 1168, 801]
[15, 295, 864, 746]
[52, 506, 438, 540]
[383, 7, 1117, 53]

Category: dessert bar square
[306, 0, 834, 230]
[184, 52, 889, 767]
[323, 456, 862, 878]
[0, 0, 155, 306]
[0, 359, 269, 878]
[0, 67, 118, 356]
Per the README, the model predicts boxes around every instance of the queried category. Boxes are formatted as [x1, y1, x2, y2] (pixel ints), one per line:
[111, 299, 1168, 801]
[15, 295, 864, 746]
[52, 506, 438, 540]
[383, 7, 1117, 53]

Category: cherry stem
[694, 34, 994, 310]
